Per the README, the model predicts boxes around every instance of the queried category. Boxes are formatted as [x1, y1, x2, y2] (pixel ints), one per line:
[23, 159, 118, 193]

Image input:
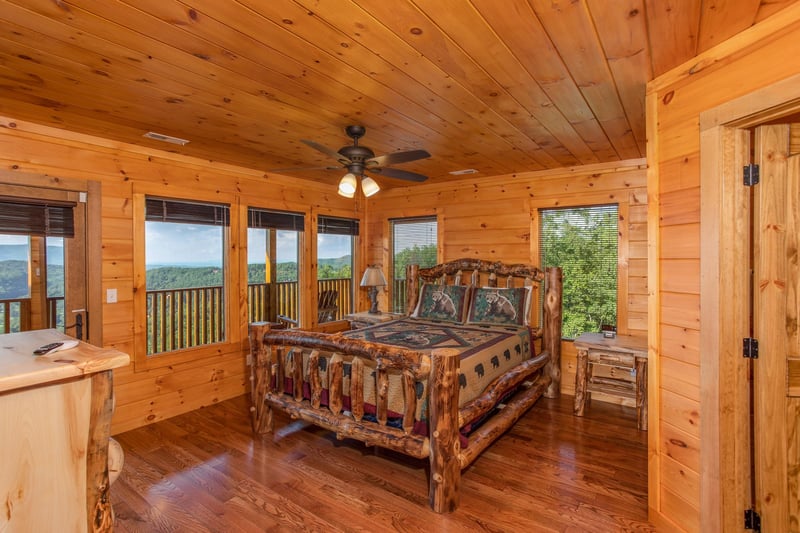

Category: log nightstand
[344, 311, 403, 329]
[573, 332, 649, 431]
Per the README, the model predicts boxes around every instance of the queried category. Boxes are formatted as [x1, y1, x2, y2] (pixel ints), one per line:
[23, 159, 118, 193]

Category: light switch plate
[106, 288, 118, 304]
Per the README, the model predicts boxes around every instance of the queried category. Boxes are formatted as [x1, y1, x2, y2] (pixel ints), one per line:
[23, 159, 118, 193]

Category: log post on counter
[86, 371, 115, 532]
[543, 267, 563, 398]
[248, 322, 273, 434]
[427, 347, 461, 513]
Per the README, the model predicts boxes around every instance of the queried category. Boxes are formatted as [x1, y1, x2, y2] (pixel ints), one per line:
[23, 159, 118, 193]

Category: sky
[144, 223, 351, 267]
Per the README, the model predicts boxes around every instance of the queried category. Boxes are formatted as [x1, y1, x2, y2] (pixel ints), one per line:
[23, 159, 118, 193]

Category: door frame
[0, 169, 103, 344]
[699, 73, 800, 530]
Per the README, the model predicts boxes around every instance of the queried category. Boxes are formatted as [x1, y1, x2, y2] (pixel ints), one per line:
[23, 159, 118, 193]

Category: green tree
[393, 244, 437, 280]
[541, 207, 618, 338]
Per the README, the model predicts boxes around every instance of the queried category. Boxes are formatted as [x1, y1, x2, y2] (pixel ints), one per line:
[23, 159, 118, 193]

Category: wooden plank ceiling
[0, 0, 795, 188]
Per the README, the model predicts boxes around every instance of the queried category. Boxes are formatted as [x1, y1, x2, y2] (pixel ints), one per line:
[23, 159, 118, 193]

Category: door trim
[699, 72, 800, 530]
[0, 170, 103, 344]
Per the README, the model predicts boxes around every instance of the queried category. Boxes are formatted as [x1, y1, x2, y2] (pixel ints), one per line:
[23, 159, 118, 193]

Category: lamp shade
[361, 176, 380, 197]
[360, 266, 387, 287]
[337, 187, 355, 198]
[338, 173, 357, 196]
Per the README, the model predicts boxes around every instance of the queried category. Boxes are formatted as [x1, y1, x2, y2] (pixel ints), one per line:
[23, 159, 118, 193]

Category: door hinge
[743, 163, 760, 186]
[743, 337, 759, 359]
[744, 508, 761, 532]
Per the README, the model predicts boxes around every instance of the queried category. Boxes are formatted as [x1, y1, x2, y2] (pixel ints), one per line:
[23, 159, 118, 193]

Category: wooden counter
[0, 329, 130, 532]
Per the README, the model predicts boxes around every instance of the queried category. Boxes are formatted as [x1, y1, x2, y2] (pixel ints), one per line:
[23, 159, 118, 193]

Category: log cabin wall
[0, 116, 358, 434]
[647, 5, 800, 532]
[363, 160, 647, 400]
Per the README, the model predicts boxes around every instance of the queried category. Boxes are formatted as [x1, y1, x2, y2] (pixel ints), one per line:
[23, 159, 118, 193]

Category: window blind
[247, 207, 304, 231]
[539, 204, 618, 339]
[0, 200, 75, 237]
[390, 216, 437, 279]
[145, 198, 230, 226]
[317, 215, 359, 235]
[390, 216, 437, 313]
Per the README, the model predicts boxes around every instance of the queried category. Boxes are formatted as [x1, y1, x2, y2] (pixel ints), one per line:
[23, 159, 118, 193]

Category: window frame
[132, 191, 239, 371]
[316, 214, 359, 320]
[389, 215, 438, 314]
[531, 193, 628, 337]
[246, 206, 305, 326]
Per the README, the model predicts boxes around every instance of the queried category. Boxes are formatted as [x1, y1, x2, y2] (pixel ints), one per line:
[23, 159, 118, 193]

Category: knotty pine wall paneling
[0, 116, 354, 434]
[647, 5, 800, 531]
[365, 160, 648, 400]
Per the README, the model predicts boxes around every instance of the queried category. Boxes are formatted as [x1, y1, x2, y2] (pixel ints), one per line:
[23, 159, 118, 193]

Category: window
[390, 216, 437, 313]
[0, 234, 30, 333]
[317, 215, 358, 321]
[46, 236, 65, 332]
[145, 197, 229, 354]
[247, 208, 304, 325]
[539, 205, 618, 339]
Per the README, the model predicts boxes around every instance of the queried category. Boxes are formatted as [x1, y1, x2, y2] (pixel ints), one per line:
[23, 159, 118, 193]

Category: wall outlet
[106, 288, 118, 304]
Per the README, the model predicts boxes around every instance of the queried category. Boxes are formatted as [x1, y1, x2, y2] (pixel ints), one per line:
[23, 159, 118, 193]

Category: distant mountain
[319, 255, 351, 269]
[0, 259, 64, 299]
[0, 244, 65, 265]
[0, 260, 29, 298]
[146, 266, 223, 290]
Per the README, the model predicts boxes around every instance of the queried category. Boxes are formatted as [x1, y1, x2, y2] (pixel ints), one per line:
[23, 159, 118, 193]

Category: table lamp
[360, 266, 387, 314]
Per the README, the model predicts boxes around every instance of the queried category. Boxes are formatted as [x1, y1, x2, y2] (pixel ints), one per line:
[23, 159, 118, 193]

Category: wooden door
[0, 183, 88, 340]
[753, 123, 800, 531]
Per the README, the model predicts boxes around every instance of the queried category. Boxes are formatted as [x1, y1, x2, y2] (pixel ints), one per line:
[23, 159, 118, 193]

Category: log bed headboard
[405, 258, 562, 397]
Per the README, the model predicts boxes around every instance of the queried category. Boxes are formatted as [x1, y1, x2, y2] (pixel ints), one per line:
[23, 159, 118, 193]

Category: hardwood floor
[112, 394, 653, 532]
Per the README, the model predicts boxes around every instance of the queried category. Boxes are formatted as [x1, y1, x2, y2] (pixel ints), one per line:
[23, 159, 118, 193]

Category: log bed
[247, 258, 562, 513]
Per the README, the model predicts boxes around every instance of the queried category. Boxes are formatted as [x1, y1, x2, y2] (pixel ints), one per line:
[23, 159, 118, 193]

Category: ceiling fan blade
[369, 167, 428, 182]
[301, 139, 351, 164]
[366, 149, 431, 167]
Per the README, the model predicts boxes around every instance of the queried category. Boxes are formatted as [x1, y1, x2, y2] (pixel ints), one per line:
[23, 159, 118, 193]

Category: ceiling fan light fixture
[338, 173, 357, 195]
[361, 176, 380, 197]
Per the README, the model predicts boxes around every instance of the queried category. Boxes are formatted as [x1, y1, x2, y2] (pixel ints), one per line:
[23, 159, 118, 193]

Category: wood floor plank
[112, 394, 654, 532]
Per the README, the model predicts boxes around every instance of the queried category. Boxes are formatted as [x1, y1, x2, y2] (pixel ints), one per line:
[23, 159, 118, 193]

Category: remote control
[33, 342, 64, 355]
[33, 340, 80, 355]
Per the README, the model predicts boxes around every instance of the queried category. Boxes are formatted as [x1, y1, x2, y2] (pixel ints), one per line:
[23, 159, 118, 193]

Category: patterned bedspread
[341, 317, 532, 422]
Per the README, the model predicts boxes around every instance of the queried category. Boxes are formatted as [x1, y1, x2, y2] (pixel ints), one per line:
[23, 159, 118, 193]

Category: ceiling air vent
[143, 132, 190, 146]
[449, 169, 478, 175]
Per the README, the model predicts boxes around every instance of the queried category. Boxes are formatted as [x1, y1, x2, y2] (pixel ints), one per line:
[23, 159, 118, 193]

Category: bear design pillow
[412, 283, 471, 323]
[466, 286, 530, 326]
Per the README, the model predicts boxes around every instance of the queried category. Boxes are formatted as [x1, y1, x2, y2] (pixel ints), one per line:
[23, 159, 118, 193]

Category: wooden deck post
[406, 264, 420, 314]
[543, 267, 563, 398]
[427, 347, 461, 513]
[248, 322, 274, 434]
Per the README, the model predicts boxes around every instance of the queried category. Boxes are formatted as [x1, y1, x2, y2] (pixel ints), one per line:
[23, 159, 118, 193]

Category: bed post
[428, 347, 461, 513]
[248, 322, 274, 434]
[543, 267, 563, 398]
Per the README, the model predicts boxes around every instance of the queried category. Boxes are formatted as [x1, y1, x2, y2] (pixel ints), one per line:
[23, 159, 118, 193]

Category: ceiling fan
[299, 125, 431, 197]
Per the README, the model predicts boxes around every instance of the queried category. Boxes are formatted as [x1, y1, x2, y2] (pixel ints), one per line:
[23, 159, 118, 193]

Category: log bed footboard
[247, 262, 562, 513]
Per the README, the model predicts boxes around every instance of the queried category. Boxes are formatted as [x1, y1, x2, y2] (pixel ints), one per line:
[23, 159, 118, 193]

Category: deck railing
[48, 296, 64, 331]
[146, 278, 353, 355]
[146, 286, 225, 354]
[0, 298, 31, 334]
[392, 278, 409, 314]
[246, 278, 352, 323]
